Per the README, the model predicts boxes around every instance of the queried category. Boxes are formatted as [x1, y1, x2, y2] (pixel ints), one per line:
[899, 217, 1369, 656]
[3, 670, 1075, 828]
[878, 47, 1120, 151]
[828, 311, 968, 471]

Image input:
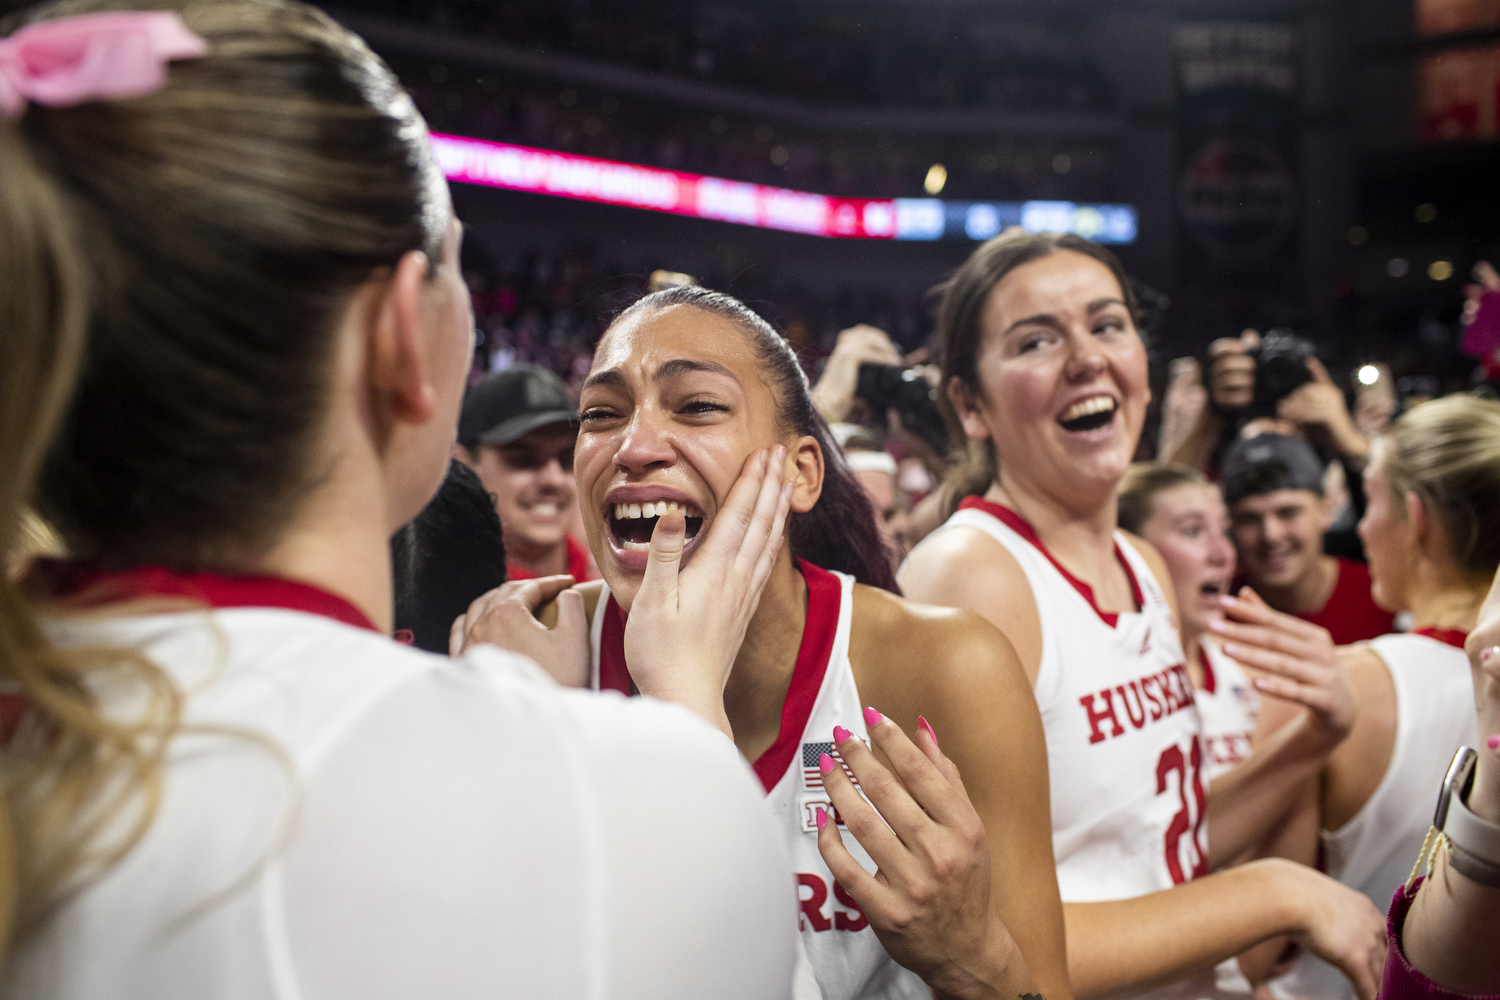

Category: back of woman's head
[10, 0, 446, 568]
[933, 230, 1139, 508]
[613, 286, 900, 593]
[1381, 394, 1500, 581]
[0, 0, 443, 953]
[1116, 463, 1207, 536]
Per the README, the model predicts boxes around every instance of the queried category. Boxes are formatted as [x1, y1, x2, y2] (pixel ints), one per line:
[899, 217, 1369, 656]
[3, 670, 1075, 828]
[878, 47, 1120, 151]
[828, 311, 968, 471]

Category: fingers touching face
[575, 305, 801, 604]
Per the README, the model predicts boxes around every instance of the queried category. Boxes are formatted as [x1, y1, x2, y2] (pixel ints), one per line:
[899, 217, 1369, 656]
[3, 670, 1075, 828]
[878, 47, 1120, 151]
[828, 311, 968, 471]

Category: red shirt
[505, 534, 595, 584]
[1298, 556, 1396, 645]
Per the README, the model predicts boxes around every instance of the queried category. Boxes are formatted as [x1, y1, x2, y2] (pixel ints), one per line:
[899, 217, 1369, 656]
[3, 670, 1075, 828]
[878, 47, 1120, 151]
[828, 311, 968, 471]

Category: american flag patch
[802, 741, 859, 790]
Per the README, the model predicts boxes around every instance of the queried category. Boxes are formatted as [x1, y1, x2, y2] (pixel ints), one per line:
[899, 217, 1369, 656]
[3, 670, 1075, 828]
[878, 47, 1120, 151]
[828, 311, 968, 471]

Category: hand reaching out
[450, 574, 591, 687]
[623, 446, 793, 738]
[1209, 588, 1357, 746]
[817, 709, 1031, 1000]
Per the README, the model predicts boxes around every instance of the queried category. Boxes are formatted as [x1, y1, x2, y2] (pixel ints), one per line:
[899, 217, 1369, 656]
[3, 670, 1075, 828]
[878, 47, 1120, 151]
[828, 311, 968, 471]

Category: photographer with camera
[1159, 329, 1371, 477]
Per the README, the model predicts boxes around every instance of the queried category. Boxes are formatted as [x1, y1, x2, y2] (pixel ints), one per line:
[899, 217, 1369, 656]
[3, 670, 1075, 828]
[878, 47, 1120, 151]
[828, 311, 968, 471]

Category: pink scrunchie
[0, 11, 207, 119]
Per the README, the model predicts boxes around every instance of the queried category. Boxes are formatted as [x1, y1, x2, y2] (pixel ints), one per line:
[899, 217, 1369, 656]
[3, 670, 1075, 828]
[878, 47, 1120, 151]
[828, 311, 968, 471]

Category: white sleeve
[279, 649, 797, 1000]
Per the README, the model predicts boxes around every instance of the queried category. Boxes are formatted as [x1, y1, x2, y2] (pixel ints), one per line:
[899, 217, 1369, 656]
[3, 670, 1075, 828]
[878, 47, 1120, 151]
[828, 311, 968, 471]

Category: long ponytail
[613, 287, 901, 593]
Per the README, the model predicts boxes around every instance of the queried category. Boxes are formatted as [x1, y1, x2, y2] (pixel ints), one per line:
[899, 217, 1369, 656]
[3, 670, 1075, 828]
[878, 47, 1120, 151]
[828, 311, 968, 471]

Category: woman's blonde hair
[0, 0, 444, 960]
[1116, 463, 1208, 536]
[1381, 394, 1500, 581]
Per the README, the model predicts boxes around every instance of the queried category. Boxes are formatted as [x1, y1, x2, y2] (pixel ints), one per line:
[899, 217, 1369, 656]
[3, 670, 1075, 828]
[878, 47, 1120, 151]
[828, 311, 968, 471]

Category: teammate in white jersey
[897, 231, 1387, 1000]
[457, 286, 1071, 1000]
[1211, 395, 1500, 1000]
[0, 5, 798, 995]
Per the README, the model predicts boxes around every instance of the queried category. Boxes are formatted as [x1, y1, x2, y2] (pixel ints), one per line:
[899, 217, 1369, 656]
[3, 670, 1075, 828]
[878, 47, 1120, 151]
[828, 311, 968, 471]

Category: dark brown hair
[0, 0, 444, 953]
[611, 287, 901, 593]
[933, 230, 1140, 510]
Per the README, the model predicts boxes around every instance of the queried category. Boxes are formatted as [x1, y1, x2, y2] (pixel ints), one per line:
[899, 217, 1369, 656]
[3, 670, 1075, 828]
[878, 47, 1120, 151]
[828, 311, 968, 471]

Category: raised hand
[809, 324, 904, 424]
[1209, 588, 1357, 744]
[816, 708, 1031, 1000]
[623, 446, 793, 738]
[1277, 357, 1368, 461]
[449, 574, 590, 687]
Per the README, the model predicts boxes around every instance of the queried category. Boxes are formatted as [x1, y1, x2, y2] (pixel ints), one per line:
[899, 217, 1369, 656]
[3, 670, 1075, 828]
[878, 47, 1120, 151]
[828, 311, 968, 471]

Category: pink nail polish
[816, 806, 827, 830]
[863, 706, 883, 727]
[832, 725, 853, 745]
[1484, 646, 1500, 664]
[819, 753, 836, 775]
[1489, 734, 1500, 750]
[917, 715, 938, 748]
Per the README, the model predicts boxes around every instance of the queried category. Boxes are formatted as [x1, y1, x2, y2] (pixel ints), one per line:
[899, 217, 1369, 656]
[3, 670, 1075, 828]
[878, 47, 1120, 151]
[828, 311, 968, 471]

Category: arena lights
[430, 133, 1137, 244]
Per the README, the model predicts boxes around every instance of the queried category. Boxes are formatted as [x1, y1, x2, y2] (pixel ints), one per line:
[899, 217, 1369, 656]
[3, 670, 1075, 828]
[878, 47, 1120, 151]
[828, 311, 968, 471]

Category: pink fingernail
[819, 752, 836, 775]
[832, 725, 853, 745]
[863, 706, 883, 728]
[816, 806, 828, 830]
[918, 715, 938, 748]
[1484, 646, 1500, 664]
[1489, 734, 1500, 750]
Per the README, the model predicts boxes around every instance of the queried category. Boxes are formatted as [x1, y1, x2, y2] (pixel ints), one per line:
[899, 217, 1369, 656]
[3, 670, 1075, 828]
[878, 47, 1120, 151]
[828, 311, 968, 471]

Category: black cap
[1221, 433, 1326, 505]
[457, 366, 577, 448]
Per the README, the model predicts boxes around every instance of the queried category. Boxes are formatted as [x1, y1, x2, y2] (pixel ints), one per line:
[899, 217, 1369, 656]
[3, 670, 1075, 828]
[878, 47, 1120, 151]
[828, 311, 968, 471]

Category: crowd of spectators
[350, 0, 1112, 113]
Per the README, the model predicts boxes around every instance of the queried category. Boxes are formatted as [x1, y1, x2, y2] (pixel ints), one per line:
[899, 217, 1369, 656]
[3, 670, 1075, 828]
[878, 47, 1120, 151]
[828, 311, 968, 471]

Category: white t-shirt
[5, 572, 796, 1000]
[1271, 630, 1477, 1000]
[590, 561, 923, 1000]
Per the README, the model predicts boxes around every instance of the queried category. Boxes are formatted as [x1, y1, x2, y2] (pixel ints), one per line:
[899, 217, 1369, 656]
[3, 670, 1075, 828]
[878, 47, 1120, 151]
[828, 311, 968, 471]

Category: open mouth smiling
[609, 500, 706, 551]
[1057, 394, 1119, 433]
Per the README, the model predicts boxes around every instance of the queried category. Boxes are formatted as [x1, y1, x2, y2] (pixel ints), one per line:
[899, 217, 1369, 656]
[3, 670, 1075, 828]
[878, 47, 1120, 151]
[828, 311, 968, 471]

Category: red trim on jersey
[957, 496, 1142, 627]
[35, 559, 380, 633]
[1199, 647, 1217, 695]
[1413, 627, 1468, 650]
[598, 594, 632, 695]
[506, 534, 595, 584]
[593, 559, 842, 795]
[752, 561, 842, 794]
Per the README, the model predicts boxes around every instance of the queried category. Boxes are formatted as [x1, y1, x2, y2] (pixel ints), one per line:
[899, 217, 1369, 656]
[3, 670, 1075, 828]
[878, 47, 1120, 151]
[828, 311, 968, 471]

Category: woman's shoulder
[848, 584, 1034, 705]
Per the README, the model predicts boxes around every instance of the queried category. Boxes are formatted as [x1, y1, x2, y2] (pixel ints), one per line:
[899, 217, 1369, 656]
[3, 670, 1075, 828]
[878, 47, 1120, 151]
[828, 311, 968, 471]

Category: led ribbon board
[431, 132, 1136, 244]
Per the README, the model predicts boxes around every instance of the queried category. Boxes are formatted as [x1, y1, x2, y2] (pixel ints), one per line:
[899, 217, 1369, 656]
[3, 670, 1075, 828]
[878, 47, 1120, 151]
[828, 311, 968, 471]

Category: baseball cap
[1220, 433, 1326, 505]
[457, 365, 577, 448]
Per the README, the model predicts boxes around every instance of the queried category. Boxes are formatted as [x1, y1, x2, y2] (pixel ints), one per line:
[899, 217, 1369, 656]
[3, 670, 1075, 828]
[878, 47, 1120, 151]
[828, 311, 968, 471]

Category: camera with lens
[1245, 328, 1317, 419]
[855, 364, 948, 455]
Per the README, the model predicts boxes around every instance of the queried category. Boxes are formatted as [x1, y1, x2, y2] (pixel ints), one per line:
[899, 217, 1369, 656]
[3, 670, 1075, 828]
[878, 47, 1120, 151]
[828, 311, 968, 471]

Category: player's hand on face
[816, 709, 1024, 995]
[450, 575, 590, 687]
[1209, 588, 1357, 745]
[623, 447, 793, 737]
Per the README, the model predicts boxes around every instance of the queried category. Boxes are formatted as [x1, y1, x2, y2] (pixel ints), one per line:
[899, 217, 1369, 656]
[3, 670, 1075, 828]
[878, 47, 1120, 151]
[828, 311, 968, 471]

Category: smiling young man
[454, 365, 595, 582]
[1222, 433, 1393, 645]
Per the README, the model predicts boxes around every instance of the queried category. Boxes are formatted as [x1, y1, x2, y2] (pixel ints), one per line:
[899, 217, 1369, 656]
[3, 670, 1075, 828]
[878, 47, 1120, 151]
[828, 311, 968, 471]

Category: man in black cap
[453, 365, 595, 583]
[1223, 433, 1393, 645]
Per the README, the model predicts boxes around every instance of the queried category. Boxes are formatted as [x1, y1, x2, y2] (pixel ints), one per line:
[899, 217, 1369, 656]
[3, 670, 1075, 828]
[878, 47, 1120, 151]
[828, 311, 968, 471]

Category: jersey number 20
[1156, 739, 1209, 884]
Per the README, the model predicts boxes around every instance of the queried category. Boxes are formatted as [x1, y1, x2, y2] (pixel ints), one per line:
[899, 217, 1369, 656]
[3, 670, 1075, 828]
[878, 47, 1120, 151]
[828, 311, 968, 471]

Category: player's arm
[1064, 858, 1387, 1000]
[860, 602, 1072, 1000]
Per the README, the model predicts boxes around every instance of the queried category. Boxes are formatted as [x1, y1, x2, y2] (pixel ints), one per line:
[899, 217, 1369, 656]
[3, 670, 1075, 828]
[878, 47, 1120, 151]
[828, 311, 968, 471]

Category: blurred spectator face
[1137, 483, 1235, 640]
[1230, 488, 1331, 592]
[853, 467, 912, 562]
[1356, 445, 1414, 613]
[462, 423, 579, 554]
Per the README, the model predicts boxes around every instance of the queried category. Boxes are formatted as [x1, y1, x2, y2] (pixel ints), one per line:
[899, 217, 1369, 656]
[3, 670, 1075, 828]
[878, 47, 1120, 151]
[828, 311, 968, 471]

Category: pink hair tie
[0, 11, 207, 120]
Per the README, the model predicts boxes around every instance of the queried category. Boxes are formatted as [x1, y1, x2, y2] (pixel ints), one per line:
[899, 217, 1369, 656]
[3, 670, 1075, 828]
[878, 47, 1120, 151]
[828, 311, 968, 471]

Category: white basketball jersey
[591, 561, 926, 1000]
[931, 499, 1234, 1000]
[1272, 630, 1477, 1000]
[1196, 640, 1261, 783]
